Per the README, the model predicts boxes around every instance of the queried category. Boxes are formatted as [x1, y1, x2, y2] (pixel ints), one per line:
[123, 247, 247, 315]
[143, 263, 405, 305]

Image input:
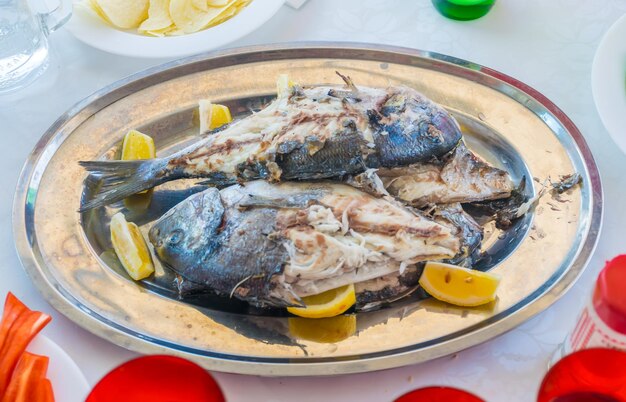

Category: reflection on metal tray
[13, 43, 602, 376]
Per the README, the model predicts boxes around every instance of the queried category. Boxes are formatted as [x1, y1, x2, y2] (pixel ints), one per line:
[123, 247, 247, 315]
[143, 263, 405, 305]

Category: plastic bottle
[554, 255, 626, 360]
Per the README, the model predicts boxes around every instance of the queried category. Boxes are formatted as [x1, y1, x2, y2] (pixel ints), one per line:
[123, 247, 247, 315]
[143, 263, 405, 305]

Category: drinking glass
[0, 0, 72, 94]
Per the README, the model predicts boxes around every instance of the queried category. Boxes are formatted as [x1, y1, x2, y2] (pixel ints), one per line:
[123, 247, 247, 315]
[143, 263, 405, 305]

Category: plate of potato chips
[67, 0, 285, 58]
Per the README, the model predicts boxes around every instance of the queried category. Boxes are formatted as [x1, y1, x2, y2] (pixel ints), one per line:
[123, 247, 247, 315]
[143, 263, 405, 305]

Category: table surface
[1, 1, 625, 401]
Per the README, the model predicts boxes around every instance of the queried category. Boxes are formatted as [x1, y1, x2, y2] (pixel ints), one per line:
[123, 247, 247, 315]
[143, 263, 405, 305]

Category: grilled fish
[80, 74, 462, 211]
[148, 181, 461, 307]
[378, 141, 514, 208]
[354, 202, 483, 310]
[166, 200, 482, 310]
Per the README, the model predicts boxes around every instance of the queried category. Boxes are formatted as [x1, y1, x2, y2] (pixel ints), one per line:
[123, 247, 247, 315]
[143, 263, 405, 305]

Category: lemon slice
[121, 129, 155, 202]
[287, 285, 356, 319]
[288, 315, 357, 343]
[276, 74, 297, 98]
[198, 100, 233, 133]
[110, 212, 155, 281]
[419, 262, 500, 307]
[121, 129, 156, 160]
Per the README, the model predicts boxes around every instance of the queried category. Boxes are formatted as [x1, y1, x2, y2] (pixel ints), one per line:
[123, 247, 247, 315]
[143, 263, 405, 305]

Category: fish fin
[464, 177, 532, 229]
[335, 71, 358, 92]
[79, 159, 167, 211]
[195, 177, 237, 188]
[356, 285, 420, 312]
[344, 169, 389, 197]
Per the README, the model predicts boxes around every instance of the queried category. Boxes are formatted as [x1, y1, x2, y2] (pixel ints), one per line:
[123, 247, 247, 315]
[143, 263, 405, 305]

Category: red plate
[86, 355, 225, 402]
[395, 386, 484, 402]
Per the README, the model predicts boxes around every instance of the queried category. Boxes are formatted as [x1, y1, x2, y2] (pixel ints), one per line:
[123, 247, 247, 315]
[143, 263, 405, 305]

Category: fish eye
[168, 229, 183, 245]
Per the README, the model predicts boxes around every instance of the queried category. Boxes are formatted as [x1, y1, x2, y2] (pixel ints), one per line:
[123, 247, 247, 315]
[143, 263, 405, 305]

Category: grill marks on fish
[148, 181, 461, 307]
[79, 77, 462, 211]
[172, 137, 263, 167]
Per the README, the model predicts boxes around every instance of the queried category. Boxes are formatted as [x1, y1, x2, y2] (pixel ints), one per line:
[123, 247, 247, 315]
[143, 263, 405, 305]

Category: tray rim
[12, 42, 603, 376]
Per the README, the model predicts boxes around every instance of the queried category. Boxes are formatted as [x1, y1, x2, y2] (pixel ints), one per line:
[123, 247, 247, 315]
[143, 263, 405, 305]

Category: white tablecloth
[1, 1, 625, 401]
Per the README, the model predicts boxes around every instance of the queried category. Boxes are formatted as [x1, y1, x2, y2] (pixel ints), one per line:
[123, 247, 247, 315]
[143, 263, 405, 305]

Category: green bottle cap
[432, 0, 496, 21]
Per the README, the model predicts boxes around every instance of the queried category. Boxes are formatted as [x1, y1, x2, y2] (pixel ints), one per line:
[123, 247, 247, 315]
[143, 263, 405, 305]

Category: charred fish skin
[79, 76, 462, 211]
[275, 131, 368, 181]
[367, 88, 462, 168]
[149, 181, 461, 308]
[355, 267, 423, 312]
[433, 203, 484, 267]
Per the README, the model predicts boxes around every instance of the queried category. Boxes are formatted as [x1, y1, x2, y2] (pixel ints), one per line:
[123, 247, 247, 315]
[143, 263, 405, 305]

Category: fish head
[148, 188, 224, 270]
[371, 87, 462, 166]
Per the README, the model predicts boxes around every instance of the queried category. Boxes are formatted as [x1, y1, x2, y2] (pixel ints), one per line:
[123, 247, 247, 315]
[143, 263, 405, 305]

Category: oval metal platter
[13, 43, 602, 376]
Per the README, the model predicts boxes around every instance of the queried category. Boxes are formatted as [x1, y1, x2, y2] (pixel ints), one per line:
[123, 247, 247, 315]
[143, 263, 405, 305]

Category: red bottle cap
[592, 255, 626, 334]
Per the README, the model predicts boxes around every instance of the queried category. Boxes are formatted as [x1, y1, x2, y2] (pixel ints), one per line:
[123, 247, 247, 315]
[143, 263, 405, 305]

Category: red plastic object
[593, 255, 626, 334]
[86, 355, 225, 402]
[395, 386, 485, 402]
[537, 348, 626, 402]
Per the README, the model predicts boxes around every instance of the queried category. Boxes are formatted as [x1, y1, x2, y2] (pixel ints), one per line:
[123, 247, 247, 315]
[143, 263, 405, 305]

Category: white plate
[65, 0, 285, 58]
[27, 335, 90, 402]
[591, 14, 626, 154]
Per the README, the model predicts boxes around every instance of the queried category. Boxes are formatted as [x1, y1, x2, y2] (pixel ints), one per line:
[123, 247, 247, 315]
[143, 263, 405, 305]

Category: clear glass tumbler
[0, 0, 72, 94]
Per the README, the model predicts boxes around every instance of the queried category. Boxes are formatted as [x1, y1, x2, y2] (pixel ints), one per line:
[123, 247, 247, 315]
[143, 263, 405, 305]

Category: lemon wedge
[287, 285, 356, 319]
[110, 212, 155, 281]
[121, 129, 156, 160]
[199, 100, 233, 133]
[121, 129, 155, 204]
[288, 315, 357, 343]
[276, 74, 297, 98]
[419, 262, 500, 307]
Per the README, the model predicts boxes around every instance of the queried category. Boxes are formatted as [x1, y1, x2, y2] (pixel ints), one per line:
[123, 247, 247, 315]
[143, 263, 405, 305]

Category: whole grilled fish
[162, 200, 482, 310]
[80, 74, 462, 211]
[148, 181, 462, 307]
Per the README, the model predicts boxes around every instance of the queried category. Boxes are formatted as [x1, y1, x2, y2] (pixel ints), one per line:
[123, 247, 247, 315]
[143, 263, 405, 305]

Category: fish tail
[79, 159, 168, 211]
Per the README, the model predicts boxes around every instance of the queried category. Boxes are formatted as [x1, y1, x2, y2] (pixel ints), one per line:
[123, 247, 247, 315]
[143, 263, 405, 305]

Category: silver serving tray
[13, 43, 602, 376]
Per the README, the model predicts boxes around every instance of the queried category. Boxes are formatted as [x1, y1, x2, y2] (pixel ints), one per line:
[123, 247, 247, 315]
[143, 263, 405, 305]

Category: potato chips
[88, 0, 251, 36]
[90, 0, 149, 29]
[138, 0, 174, 35]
